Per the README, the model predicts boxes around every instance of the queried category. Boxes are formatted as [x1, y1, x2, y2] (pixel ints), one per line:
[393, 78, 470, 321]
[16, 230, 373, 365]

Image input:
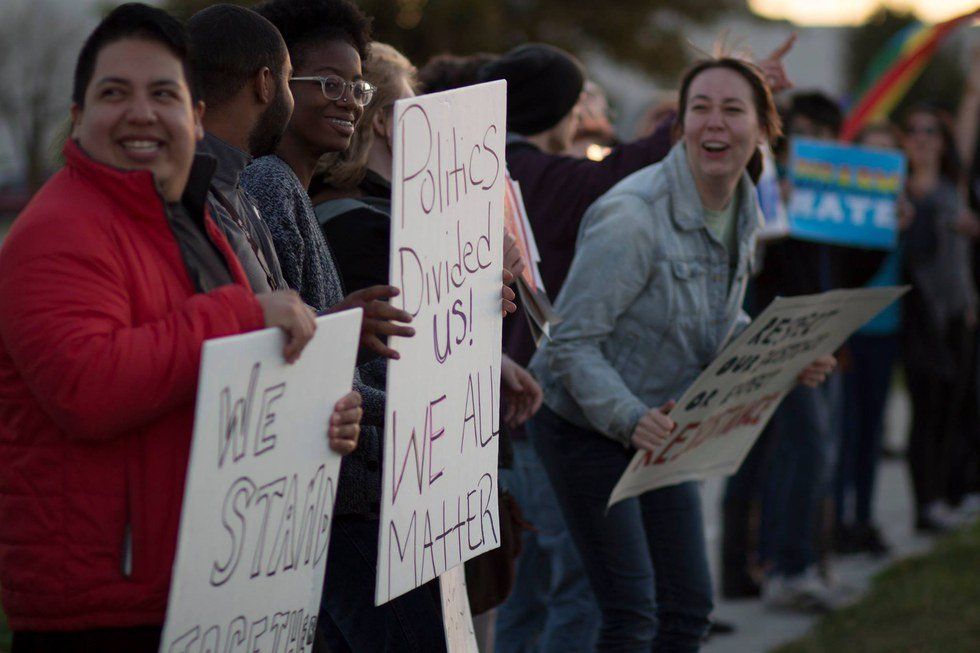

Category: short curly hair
[255, 0, 371, 70]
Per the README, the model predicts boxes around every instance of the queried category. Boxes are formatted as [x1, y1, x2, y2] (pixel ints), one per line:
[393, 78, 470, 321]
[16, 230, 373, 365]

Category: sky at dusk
[750, 0, 980, 25]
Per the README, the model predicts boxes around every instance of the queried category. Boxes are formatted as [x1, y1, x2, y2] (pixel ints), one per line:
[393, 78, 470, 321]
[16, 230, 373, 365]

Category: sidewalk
[700, 383, 953, 652]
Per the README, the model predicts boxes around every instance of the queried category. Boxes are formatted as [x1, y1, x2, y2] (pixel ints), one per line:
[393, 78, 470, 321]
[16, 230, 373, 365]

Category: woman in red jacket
[0, 6, 359, 652]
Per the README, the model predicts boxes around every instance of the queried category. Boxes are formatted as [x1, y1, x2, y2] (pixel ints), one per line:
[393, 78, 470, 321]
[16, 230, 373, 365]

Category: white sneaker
[927, 501, 966, 529]
[956, 494, 980, 518]
[763, 568, 838, 614]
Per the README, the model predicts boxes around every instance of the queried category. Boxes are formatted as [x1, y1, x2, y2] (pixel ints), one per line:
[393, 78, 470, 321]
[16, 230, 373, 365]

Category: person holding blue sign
[834, 122, 912, 556]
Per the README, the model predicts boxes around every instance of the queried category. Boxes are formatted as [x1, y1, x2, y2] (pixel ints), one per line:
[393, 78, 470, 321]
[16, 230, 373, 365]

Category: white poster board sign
[378, 81, 507, 605]
[160, 310, 363, 652]
[609, 287, 906, 506]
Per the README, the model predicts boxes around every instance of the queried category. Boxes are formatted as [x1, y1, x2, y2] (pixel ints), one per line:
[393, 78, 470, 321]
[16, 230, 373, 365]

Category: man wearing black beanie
[481, 43, 586, 139]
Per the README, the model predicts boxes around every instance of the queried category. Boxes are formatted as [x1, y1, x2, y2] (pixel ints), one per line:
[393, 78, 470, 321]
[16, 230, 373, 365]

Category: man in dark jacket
[187, 3, 293, 295]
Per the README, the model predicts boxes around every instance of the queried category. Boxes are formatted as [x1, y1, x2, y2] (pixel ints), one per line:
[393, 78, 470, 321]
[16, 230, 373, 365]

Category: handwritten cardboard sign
[376, 81, 506, 605]
[788, 138, 906, 250]
[159, 310, 363, 653]
[608, 287, 906, 506]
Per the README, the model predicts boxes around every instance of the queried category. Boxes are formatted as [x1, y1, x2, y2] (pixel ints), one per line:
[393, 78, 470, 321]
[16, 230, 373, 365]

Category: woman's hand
[329, 285, 415, 360]
[328, 391, 362, 455]
[501, 268, 518, 316]
[503, 229, 526, 285]
[797, 355, 836, 388]
[758, 33, 797, 94]
[630, 400, 676, 452]
[500, 354, 543, 428]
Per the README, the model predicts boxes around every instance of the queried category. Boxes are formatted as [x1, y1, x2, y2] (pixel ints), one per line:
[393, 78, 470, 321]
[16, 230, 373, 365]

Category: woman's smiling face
[681, 67, 762, 189]
[286, 39, 364, 156]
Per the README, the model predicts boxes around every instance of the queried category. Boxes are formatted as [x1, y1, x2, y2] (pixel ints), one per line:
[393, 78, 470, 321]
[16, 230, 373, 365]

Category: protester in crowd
[832, 122, 910, 555]
[309, 46, 542, 642]
[186, 3, 292, 294]
[0, 5, 361, 652]
[242, 3, 517, 649]
[720, 91, 851, 612]
[901, 104, 977, 532]
[566, 80, 616, 160]
[526, 54, 835, 652]
[234, 2, 443, 650]
[951, 49, 980, 513]
[309, 41, 540, 432]
[476, 40, 795, 649]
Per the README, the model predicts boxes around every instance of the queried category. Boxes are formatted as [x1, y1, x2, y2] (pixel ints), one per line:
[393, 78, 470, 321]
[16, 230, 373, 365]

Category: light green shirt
[703, 197, 739, 286]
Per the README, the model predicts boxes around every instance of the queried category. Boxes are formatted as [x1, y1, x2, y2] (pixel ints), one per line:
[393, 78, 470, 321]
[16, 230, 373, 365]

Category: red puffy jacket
[0, 140, 266, 631]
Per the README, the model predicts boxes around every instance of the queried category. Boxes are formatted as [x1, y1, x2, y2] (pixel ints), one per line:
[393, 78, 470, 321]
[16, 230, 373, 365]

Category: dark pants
[318, 516, 447, 653]
[12, 627, 161, 653]
[945, 327, 980, 504]
[905, 315, 975, 515]
[529, 406, 712, 653]
[720, 422, 775, 585]
[835, 334, 899, 526]
[759, 379, 841, 578]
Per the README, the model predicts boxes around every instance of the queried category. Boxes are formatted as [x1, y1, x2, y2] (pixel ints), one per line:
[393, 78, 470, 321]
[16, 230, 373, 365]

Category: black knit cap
[476, 43, 585, 136]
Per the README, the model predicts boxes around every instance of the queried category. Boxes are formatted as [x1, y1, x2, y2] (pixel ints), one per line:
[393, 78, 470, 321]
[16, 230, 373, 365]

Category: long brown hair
[314, 42, 417, 191]
[673, 57, 782, 182]
[903, 104, 960, 184]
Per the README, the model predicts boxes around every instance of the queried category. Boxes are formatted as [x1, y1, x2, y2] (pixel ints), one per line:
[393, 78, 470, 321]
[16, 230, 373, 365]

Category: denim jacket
[529, 143, 760, 446]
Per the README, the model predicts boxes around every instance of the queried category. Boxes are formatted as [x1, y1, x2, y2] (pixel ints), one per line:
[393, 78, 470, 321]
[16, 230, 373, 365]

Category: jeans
[318, 516, 447, 653]
[759, 377, 841, 577]
[835, 334, 898, 526]
[529, 406, 712, 653]
[495, 440, 599, 653]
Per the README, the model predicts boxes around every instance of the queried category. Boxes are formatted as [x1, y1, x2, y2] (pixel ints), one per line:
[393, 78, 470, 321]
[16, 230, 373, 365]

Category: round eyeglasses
[290, 75, 376, 107]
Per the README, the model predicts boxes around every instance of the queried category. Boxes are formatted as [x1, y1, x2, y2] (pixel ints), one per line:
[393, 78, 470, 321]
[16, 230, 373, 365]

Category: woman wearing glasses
[900, 105, 977, 533]
[241, 2, 447, 651]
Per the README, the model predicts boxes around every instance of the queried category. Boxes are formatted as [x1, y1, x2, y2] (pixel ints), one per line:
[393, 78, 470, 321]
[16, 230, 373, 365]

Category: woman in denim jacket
[527, 57, 835, 652]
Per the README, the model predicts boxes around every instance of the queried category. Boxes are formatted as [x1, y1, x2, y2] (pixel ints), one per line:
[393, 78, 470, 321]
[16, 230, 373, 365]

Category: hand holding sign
[328, 390, 362, 454]
[501, 354, 543, 428]
[256, 290, 317, 364]
[797, 354, 836, 387]
[330, 285, 415, 360]
[630, 400, 677, 452]
[501, 269, 518, 316]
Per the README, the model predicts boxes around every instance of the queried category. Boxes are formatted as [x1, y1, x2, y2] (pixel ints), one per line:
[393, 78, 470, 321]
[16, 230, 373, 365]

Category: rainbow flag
[841, 7, 980, 142]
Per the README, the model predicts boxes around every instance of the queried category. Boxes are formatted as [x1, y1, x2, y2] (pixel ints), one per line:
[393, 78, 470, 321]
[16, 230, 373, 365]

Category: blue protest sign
[787, 138, 906, 250]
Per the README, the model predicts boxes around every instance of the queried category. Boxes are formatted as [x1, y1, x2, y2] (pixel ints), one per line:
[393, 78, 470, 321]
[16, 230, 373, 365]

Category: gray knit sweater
[242, 154, 384, 516]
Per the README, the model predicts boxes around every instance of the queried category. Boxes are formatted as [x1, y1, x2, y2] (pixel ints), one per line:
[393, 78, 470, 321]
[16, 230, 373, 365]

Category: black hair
[73, 3, 194, 107]
[418, 53, 497, 94]
[187, 4, 288, 109]
[787, 91, 843, 137]
[254, 0, 371, 71]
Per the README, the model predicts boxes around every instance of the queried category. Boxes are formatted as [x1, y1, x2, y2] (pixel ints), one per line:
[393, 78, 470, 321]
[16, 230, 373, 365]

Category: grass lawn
[776, 521, 980, 653]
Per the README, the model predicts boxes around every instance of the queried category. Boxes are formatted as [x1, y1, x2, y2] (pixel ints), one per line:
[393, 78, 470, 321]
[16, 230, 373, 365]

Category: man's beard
[247, 86, 291, 158]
